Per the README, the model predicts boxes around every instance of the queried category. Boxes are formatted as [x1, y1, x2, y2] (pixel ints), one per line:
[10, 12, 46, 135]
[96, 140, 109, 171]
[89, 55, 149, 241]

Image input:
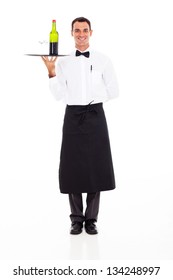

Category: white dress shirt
[49, 48, 119, 105]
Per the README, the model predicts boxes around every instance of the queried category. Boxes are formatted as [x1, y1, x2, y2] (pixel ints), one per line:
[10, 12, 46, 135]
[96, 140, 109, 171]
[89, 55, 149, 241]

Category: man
[42, 17, 119, 235]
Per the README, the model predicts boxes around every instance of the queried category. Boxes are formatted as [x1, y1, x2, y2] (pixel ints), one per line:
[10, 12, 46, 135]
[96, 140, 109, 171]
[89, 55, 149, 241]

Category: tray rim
[25, 54, 68, 56]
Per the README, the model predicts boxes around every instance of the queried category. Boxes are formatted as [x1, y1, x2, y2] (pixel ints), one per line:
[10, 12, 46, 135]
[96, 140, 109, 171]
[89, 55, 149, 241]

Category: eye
[74, 29, 80, 33]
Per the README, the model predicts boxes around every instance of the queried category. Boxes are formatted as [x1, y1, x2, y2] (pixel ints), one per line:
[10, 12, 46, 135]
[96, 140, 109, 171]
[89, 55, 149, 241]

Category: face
[71, 21, 93, 51]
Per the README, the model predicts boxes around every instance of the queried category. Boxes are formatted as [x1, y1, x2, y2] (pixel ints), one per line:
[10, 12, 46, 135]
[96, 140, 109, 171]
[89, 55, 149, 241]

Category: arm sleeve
[103, 59, 119, 100]
[49, 62, 67, 101]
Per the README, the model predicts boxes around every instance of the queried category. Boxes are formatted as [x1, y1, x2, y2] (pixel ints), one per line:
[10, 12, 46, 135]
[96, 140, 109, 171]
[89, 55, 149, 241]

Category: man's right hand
[41, 56, 58, 78]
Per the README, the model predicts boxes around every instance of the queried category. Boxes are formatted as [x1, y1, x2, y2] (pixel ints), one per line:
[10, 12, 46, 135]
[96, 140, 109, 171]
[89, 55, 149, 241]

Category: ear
[71, 30, 73, 37]
[90, 30, 93, 36]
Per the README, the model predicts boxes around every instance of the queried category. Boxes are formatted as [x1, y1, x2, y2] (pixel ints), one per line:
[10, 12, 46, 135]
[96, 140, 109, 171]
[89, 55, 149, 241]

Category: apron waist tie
[75, 100, 98, 125]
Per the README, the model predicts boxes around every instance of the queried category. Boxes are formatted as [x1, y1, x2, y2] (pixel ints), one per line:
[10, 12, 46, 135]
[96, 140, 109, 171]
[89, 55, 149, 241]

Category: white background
[0, 0, 173, 273]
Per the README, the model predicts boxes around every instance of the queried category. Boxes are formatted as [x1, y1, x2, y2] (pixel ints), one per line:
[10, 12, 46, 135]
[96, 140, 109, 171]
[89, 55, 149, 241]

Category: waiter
[42, 17, 119, 235]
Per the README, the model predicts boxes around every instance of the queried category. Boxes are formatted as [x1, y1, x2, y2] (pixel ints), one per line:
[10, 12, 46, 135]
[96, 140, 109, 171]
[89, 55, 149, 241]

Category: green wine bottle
[49, 20, 59, 55]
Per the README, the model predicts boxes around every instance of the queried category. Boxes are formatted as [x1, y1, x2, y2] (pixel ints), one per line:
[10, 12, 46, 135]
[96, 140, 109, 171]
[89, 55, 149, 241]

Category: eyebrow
[74, 28, 89, 32]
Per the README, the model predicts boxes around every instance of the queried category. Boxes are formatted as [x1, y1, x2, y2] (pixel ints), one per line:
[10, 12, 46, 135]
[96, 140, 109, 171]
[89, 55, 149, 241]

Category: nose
[79, 31, 85, 36]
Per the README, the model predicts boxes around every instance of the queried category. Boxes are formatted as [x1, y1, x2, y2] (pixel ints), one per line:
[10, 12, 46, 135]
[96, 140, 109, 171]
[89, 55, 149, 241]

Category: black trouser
[69, 192, 100, 223]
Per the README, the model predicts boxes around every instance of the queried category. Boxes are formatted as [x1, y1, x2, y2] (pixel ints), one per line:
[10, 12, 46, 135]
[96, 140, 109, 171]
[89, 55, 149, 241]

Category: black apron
[59, 102, 116, 194]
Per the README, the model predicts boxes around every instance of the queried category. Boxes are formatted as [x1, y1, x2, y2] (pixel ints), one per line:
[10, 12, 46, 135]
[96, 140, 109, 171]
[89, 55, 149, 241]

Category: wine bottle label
[49, 42, 58, 55]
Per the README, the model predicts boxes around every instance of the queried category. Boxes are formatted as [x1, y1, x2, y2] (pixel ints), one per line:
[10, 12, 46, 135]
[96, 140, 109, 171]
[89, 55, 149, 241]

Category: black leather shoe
[85, 220, 98, 234]
[70, 222, 83, 234]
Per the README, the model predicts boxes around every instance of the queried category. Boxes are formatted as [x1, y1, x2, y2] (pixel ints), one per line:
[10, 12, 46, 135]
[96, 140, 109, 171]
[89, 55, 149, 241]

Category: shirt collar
[75, 47, 90, 52]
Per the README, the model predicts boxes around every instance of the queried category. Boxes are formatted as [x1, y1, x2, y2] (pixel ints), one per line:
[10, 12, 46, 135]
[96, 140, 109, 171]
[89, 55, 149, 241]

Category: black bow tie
[76, 50, 90, 58]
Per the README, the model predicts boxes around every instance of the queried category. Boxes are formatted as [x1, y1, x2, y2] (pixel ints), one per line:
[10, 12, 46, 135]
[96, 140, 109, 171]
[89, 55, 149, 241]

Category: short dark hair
[71, 17, 91, 31]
